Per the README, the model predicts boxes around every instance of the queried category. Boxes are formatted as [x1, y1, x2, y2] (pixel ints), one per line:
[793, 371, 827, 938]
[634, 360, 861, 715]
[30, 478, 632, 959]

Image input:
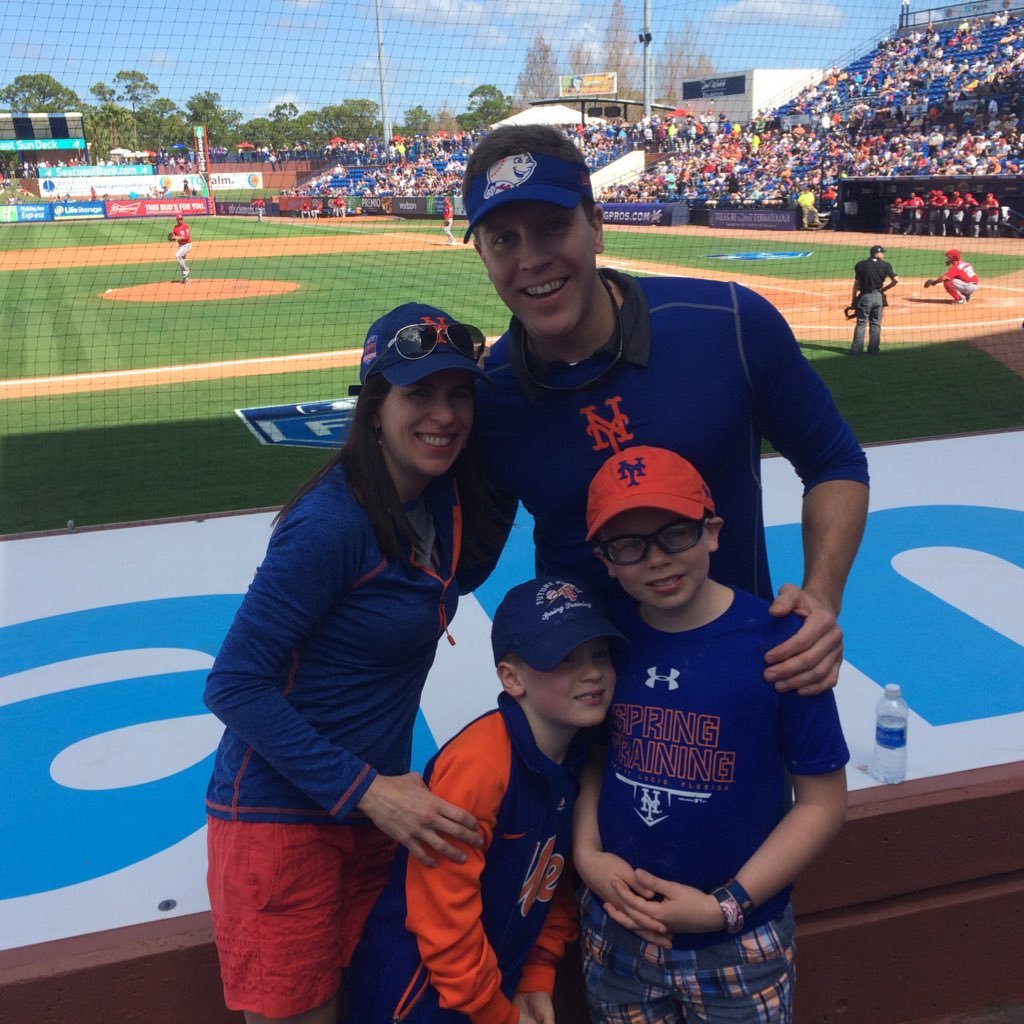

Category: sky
[1, 0, 904, 123]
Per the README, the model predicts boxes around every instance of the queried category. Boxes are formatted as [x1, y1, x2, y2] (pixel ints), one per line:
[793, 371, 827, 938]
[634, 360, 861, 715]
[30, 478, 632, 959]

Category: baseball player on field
[441, 194, 456, 246]
[170, 214, 192, 284]
[924, 249, 980, 305]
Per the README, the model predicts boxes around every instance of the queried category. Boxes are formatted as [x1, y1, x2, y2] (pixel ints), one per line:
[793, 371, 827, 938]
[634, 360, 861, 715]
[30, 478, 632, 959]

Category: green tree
[457, 85, 513, 131]
[85, 102, 135, 157]
[184, 91, 242, 149]
[138, 98, 186, 151]
[310, 100, 380, 143]
[236, 116, 274, 149]
[399, 105, 434, 135]
[113, 70, 159, 149]
[0, 73, 80, 112]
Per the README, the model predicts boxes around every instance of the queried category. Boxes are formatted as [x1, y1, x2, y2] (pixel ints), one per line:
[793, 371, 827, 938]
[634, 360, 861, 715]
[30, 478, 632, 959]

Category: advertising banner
[216, 200, 278, 216]
[0, 207, 19, 224]
[52, 201, 107, 220]
[560, 72, 618, 97]
[104, 197, 210, 219]
[14, 204, 54, 223]
[207, 172, 264, 190]
[38, 164, 151, 178]
[0, 138, 86, 152]
[359, 196, 390, 215]
[682, 74, 747, 101]
[708, 207, 798, 230]
[193, 124, 213, 200]
[600, 202, 690, 226]
[40, 174, 206, 198]
[391, 196, 428, 217]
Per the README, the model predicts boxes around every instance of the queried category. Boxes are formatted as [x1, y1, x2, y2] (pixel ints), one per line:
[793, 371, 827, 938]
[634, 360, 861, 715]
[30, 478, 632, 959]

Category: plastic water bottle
[871, 683, 909, 784]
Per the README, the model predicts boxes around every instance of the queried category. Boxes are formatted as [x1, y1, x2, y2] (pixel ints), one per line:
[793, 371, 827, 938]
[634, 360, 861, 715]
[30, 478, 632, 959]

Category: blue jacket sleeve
[204, 484, 378, 819]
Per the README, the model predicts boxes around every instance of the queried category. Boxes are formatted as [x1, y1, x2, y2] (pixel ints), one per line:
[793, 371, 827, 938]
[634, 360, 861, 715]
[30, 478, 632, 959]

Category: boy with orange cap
[573, 445, 849, 1024]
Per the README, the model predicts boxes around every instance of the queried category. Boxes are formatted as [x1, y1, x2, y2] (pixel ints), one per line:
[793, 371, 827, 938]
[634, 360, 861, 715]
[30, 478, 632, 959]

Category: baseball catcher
[924, 249, 980, 304]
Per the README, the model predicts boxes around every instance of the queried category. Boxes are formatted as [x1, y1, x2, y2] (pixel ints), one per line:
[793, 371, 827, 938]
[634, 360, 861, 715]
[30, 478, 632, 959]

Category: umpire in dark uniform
[850, 244, 899, 356]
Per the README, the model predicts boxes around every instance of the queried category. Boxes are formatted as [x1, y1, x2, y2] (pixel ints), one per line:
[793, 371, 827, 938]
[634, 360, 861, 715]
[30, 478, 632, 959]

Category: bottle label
[876, 723, 907, 749]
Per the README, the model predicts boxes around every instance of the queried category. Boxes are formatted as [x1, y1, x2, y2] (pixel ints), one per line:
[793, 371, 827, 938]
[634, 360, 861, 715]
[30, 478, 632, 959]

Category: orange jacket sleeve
[404, 714, 519, 1024]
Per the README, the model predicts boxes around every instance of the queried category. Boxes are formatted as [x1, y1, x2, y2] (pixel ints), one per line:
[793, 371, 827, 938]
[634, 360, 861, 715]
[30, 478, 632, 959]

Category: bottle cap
[884, 683, 902, 698]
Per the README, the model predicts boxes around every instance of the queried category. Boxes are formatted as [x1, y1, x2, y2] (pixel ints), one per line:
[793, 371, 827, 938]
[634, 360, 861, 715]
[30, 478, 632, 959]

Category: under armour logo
[646, 666, 680, 690]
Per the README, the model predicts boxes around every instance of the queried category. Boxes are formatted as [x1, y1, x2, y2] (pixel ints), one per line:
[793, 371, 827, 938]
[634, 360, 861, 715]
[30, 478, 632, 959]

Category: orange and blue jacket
[348, 693, 584, 1024]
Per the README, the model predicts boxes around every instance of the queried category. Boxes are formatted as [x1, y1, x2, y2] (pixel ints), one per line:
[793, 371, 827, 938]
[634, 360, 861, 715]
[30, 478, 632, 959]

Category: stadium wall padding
[1, 762, 1021, 1024]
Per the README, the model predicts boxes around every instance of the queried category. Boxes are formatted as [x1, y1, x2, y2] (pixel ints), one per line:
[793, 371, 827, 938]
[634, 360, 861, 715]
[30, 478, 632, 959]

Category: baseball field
[2, 213, 1023, 536]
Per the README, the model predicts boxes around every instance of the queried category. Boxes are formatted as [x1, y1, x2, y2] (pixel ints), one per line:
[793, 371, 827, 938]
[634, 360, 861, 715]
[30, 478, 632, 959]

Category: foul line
[1, 348, 364, 399]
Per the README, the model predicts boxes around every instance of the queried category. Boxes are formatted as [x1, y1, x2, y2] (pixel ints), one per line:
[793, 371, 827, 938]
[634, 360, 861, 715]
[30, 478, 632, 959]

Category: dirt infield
[0, 229, 435, 273]
[2, 223, 1022, 399]
[102, 278, 301, 302]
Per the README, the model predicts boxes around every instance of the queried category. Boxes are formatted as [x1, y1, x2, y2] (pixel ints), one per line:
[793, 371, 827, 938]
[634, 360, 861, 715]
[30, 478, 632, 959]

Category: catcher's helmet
[945, 249, 960, 262]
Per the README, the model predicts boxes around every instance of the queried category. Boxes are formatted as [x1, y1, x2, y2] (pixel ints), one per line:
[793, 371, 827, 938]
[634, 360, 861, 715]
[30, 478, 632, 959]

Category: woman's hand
[358, 772, 482, 867]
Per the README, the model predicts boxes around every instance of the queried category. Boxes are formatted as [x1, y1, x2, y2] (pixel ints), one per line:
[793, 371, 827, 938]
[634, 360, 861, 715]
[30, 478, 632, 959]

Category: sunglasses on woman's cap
[352, 303, 490, 391]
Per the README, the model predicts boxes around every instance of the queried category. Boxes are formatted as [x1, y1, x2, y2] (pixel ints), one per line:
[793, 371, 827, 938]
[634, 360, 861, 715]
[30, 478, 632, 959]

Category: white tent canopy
[491, 103, 604, 128]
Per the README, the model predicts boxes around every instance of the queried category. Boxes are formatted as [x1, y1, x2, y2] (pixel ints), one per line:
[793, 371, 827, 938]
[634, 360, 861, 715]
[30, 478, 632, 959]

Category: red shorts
[206, 817, 396, 1018]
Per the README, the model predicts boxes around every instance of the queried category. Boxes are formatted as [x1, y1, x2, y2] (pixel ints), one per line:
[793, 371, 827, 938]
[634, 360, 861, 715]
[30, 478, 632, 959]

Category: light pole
[375, 0, 392, 146]
[640, 0, 653, 118]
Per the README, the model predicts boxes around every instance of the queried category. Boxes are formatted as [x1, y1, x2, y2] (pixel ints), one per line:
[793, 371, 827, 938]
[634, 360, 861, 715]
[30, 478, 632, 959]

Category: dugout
[837, 175, 1024, 233]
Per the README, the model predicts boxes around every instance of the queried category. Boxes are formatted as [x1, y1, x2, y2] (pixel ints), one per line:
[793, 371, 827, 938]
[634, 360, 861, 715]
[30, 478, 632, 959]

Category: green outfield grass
[1, 216, 1022, 535]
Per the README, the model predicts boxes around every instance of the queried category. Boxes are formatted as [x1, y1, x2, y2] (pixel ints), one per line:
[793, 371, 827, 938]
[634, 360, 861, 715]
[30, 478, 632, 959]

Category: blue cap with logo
[490, 577, 624, 671]
[357, 302, 490, 388]
[463, 151, 594, 241]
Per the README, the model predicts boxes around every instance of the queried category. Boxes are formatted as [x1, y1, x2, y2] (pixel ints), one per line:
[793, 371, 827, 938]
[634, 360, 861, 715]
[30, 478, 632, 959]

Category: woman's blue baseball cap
[463, 151, 594, 241]
[356, 302, 490, 389]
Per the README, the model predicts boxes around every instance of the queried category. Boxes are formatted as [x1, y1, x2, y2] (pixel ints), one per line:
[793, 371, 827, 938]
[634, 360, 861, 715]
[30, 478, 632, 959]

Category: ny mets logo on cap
[484, 153, 538, 200]
[617, 454, 648, 487]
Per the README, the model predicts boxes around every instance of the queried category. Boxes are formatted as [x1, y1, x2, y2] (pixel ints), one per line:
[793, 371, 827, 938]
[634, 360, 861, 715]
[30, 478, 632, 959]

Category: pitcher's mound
[101, 279, 300, 302]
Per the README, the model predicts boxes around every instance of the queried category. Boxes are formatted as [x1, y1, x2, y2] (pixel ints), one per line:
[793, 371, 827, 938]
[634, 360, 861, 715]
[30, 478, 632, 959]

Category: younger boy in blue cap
[348, 577, 622, 1024]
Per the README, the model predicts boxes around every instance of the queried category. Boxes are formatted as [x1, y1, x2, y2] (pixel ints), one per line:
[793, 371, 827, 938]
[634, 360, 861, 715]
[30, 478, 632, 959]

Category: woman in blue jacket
[204, 303, 506, 1024]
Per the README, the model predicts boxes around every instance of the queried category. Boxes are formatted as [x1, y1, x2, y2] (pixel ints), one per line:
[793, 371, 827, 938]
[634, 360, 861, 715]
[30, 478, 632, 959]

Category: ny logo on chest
[580, 396, 634, 454]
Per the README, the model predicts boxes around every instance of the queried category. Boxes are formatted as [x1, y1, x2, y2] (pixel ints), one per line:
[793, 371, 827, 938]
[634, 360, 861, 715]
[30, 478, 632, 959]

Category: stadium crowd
[269, 12, 1024, 219]
[596, 13, 1023, 209]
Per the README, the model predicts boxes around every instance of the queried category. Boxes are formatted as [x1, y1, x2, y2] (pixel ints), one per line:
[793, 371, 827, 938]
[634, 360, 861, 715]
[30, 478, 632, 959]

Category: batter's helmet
[945, 249, 960, 261]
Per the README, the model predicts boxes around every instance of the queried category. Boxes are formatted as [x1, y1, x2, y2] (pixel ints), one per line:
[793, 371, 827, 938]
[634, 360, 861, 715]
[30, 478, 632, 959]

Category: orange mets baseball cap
[586, 445, 715, 541]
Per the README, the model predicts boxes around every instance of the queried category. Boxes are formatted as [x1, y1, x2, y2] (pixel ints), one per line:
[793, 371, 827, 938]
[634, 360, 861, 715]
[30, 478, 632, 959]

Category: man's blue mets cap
[356, 302, 489, 389]
[490, 577, 624, 671]
[463, 151, 594, 241]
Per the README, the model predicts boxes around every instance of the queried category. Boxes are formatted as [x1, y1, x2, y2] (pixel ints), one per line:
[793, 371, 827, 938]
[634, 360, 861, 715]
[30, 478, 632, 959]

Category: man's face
[472, 200, 608, 362]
